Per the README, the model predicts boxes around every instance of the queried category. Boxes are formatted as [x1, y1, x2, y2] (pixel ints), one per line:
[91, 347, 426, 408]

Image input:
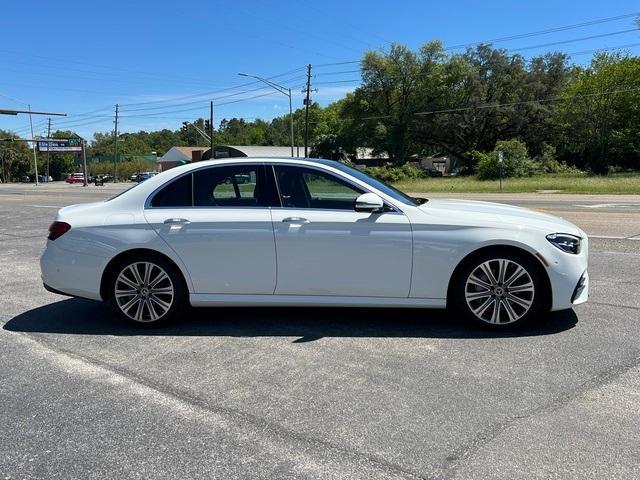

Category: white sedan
[41, 158, 588, 329]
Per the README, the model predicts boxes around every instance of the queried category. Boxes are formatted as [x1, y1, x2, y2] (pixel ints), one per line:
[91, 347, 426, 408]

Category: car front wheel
[109, 256, 185, 326]
[453, 252, 546, 329]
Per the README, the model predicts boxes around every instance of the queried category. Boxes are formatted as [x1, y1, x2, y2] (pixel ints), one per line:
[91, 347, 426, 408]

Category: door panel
[144, 208, 276, 294]
[143, 164, 277, 294]
[271, 209, 412, 297]
[269, 164, 412, 297]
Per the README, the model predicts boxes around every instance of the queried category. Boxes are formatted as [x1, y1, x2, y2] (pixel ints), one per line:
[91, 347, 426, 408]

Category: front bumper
[545, 234, 589, 311]
[571, 270, 589, 305]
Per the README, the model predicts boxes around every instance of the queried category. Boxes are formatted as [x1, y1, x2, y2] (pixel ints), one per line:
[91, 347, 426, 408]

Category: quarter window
[274, 165, 363, 210]
[150, 174, 192, 207]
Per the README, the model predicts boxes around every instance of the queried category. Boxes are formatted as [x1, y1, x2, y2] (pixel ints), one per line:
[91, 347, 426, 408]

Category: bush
[363, 163, 426, 182]
[535, 144, 584, 175]
[477, 139, 540, 180]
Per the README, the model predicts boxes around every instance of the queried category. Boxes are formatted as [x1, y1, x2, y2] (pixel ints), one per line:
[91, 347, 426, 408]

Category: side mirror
[355, 193, 384, 213]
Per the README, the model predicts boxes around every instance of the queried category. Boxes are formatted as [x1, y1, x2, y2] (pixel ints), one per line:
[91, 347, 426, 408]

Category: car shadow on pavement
[4, 298, 578, 340]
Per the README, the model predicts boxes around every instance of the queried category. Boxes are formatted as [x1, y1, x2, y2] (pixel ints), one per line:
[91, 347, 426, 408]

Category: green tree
[350, 43, 432, 164]
[554, 53, 640, 173]
[0, 130, 32, 181]
[476, 139, 539, 180]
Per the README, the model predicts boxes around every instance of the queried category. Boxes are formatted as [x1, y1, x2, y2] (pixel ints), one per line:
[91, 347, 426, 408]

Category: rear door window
[193, 164, 276, 207]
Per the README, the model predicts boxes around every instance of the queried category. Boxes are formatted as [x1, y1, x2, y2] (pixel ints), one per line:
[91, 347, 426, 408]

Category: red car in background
[65, 173, 85, 184]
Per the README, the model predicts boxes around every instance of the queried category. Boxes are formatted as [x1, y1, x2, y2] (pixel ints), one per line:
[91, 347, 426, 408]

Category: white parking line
[590, 235, 640, 241]
[575, 203, 640, 209]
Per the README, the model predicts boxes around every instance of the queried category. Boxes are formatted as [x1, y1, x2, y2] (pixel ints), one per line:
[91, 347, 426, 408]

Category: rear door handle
[164, 218, 191, 225]
[282, 217, 310, 224]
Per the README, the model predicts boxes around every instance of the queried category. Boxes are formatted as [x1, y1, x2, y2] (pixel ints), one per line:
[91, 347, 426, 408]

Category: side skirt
[190, 294, 446, 309]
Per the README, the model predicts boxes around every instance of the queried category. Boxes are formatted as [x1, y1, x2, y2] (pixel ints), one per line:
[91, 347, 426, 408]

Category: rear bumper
[43, 282, 74, 297]
[40, 241, 105, 301]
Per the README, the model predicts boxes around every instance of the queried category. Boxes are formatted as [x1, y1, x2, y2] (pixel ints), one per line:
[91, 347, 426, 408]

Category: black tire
[452, 250, 548, 329]
[108, 254, 187, 327]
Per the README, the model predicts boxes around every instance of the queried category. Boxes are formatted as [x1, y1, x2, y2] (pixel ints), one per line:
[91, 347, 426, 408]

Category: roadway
[0, 182, 638, 479]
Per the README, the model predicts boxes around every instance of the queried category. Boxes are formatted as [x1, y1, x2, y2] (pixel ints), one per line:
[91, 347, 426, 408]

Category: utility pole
[303, 64, 312, 158]
[81, 138, 88, 187]
[210, 100, 214, 159]
[288, 88, 294, 157]
[113, 103, 119, 182]
[46, 117, 51, 182]
[28, 104, 39, 186]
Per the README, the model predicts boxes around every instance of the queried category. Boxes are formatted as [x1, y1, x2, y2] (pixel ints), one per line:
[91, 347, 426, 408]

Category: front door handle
[164, 218, 191, 225]
[282, 217, 310, 224]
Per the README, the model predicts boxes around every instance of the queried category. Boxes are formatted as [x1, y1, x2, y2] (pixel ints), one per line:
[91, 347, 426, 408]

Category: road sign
[37, 138, 82, 152]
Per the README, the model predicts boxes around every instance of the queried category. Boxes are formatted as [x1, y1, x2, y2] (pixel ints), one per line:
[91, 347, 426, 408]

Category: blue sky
[1, 0, 638, 140]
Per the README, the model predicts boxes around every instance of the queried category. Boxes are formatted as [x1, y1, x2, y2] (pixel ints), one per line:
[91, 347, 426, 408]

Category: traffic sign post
[498, 150, 504, 191]
[36, 138, 82, 152]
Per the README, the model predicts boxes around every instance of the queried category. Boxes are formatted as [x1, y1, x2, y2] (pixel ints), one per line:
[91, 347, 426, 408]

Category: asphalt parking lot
[1, 182, 639, 479]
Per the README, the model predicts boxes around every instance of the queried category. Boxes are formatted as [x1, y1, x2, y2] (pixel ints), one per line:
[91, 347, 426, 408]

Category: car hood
[419, 199, 583, 236]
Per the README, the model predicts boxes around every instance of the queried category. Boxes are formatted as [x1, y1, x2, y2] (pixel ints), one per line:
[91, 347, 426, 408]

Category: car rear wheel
[109, 256, 185, 326]
[453, 251, 546, 329]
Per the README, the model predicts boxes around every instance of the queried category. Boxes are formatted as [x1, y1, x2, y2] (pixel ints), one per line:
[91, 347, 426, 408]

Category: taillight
[48, 221, 71, 240]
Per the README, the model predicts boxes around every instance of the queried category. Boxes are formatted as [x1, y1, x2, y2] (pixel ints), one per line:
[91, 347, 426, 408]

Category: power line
[314, 69, 361, 77]
[413, 85, 640, 116]
[0, 48, 253, 87]
[328, 85, 640, 123]
[295, 2, 392, 47]
[0, 81, 140, 97]
[119, 74, 307, 113]
[315, 79, 361, 85]
[0, 58, 232, 89]
[117, 67, 307, 107]
[44, 68, 309, 129]
[0, 90, 28, 106]
[508, 28, 639, 53]
[313, 12, 640, 67]
[567, 42, 640, 56]
[445, 12, 639, 50]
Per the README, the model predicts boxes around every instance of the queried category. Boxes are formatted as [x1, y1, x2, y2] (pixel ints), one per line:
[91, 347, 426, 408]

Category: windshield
[316, 160, 420, 206]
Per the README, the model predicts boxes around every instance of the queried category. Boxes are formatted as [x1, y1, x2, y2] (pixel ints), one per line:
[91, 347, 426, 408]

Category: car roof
[177, 157, 337, 171]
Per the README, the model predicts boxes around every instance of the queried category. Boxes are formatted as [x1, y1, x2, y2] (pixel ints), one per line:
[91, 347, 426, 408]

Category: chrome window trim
[144, 162, 265, 210]
[144, 160, 405, 214]
[269, 162, 402, 214]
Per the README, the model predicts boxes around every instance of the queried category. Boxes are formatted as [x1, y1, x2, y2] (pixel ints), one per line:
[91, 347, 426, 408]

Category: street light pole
[28, 104, 39, 186]
[238, 72, 295, 157]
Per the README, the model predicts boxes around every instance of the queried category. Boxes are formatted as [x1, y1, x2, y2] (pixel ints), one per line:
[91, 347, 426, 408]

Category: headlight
[546, 233, 581, 254]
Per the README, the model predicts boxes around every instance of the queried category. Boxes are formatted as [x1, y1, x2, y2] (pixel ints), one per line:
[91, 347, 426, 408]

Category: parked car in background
[136, 171, 158, 182]
[41, 157, 589, 329]
[65, 173, 85, 184]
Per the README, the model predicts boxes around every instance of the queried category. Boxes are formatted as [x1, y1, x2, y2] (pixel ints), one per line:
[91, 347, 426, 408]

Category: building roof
[158, 146, 208, 163]
[159, 145, 300, 163]
[222, 145, 299, 157]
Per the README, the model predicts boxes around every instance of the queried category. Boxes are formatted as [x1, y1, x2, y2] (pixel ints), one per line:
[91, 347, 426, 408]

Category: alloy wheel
[114, 262, 174, 323]
[464, 258, 535, 325]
